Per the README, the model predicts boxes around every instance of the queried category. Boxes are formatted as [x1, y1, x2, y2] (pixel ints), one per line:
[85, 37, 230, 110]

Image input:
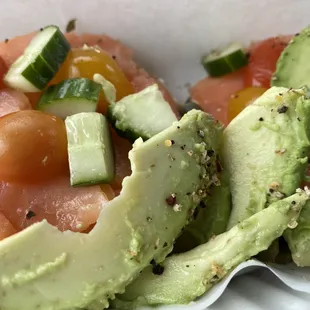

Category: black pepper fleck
[297, 117, 301, 122]
[193, 207, 199, 220]
[150, 164, 155, 168]
[277, 106, 288, 114]
[146, 216, 152, 222]
[259, 117, 264, 121]
[292, 201, 296, 205]
[26, 210, 36, 220]
[4, 38, 9, 43]
[39, 28, 43, 31]
[112, 55, 116, 59]
[269, 188, 274, 193]
[163, 242, 168, 248]
[166, 194, 176, 206]
[150, 259, 156, 266]
[177, 126, 180, 129]
[199, 201, 207, 208]
[216, 159, 222, 172]
[186, 192, 191, 196]
[180, 146, 185, 150]
[152, 264, 165, 275]
[207, 150, 215, 157]
[171, 140, 175, 145]
[186, 265, 190, 267]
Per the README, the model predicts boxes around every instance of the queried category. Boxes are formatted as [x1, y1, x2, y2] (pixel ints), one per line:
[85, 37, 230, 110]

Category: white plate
[1, 0, 310, 309]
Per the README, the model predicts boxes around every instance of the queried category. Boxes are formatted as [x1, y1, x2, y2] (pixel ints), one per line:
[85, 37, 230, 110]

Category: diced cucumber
[36, 78, 101, 119]
[107, 84, 177, 142]
[4, 25, 70, 92]
[202, 42, 248, 77]
[65, 112, 115, 186]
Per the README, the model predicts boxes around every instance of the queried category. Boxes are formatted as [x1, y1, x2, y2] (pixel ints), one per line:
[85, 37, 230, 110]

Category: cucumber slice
[36, 78, 101, 119]
[4, 25, 70, 92]
[65, 112, 115, 187]
[202, 42, 248, 77]
[107, 84, 177, 142]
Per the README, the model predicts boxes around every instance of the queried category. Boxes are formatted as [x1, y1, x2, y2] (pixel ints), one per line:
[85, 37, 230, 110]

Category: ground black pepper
[26, 210, 36, 220]
[259, 117, 264, 121]
[166, 194, 176, 206]
[207, 150, 215, 157]
[200, 201, 207, 208]
[193, 207, 199, 220]
[152, 264, 165, 275]
[277, 106, 288, 114]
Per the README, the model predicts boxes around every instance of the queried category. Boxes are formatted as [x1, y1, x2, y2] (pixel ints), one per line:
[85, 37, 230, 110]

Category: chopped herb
[4, 38, 9, 43]
[277, 105, 288, 113]
[186, 265, 190, 267]
[26, 210, 36, 220]
[259, 117, 264, 121]
[180, 145, 185, 150]
[186, 192, 191, 196]
[166, 193, 176, 206]
[297, 117, 301, 121]
[152, 264, 165, 275]
[66, 18, 77, 33]
[150, 164, 156, 168]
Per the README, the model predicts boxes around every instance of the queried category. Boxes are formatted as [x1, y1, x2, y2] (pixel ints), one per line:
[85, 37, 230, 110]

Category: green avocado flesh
[113, 191, 308, 308]
[223, 86, 310, 229]
[0, 110, 222, 310]
[271, 26, 310, 89]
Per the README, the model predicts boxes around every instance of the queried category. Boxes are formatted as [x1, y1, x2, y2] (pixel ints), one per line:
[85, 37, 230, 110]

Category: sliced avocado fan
[0, 110, 223, 310]
[112, 190, 308, 308]
[224, 86, 310, 229]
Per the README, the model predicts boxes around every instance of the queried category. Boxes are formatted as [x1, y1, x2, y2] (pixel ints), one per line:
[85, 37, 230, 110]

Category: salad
[0, 21, 309, 310]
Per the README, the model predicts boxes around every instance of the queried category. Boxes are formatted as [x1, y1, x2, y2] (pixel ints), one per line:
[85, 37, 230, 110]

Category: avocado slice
[224, 86, 310, 229]
[285, 199, 310, 266]
[0, 110, 222, 310]
[271, 26, 310, 88]
[112, 190, 308, 308]
[173, 170, 231, 253]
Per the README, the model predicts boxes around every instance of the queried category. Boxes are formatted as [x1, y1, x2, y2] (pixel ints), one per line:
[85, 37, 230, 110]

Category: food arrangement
[0, 21, 309, 310]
